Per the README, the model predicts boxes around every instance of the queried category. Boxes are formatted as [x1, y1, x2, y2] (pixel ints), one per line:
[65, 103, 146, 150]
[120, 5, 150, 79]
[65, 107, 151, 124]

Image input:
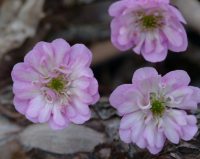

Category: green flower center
[47, 77, 65, 92]
[141, 15, 158, 29]
[151, 99, 165, 116]
[139, 12, 163, 30]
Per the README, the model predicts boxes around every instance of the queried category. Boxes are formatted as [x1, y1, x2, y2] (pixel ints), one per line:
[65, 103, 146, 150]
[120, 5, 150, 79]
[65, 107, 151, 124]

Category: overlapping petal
[12, 38, 99, 130]
[109, 67, 200, 154]
[109, 0, 188, 62]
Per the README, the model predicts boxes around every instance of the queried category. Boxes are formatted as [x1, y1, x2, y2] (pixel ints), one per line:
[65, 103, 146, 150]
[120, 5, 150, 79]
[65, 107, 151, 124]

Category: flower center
[47, 77, 65, 93]
[151, 99, 165, 116]
[139, 12, 163, 30]
[142, 15, 157, 28]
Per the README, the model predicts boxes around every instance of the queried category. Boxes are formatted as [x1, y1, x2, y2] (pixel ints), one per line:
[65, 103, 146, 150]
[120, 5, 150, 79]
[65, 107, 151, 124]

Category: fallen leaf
[0, 0, 45, 59]
[0, 116, 21, 145]
[19, 124, 106, 154]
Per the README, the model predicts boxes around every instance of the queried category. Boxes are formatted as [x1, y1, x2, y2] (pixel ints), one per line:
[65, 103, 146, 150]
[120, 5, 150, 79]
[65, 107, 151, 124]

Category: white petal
[53, 107, 66, 126]
[73, 98, 90, 116]
[163, 26, 183, 47]
[163, 117, 180, 144]
[120, 111, 143, 129]
[155, 132, 165, 148]
[131, 120, 144, 143]
[38, 103, 53, 123]
[117, 101, 139, 115]
[119, 129, 131, 143]
[169, 109, 187, 126]
[26, 96, 44, 118]
[144, 122, 156, 147]
[181, 125, 198, 141]
[72, 88, 93, 104]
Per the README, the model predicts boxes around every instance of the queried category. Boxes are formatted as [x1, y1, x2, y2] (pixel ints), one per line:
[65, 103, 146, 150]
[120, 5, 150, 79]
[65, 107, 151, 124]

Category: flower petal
[117, 101, 139, 116]
[13, 81, 39, 100]
[119, 129, 132, 143]
[144, 122, 156, 147]
[69, 112, 91, 124]
[155, 131, 165, 148]
[26, 96, 44, 118]
[163, 25, 187, 52]
[147, 146, 162, 155]
[73, 98, 91, 116]
[162, 70, 190, 89]
[49, 118, 69, 130]
[108, 0, 126, 17]
[109, 84, 135, 108]
[120, 111, 143, 129]
[69, 44, 92, 69]
[111, 18, 133, 51]
[53, 107, 66, 126]
[66, 105, 77, 118]
[142, 35, 168, 63]
[131, 120, 145, 144]
[38, 103, 53, 123]
[181, 125, 198, 141]
[13, 97, 29, 114]
[169, 109, 187, 126]
[51, 38, 70, 65]
[11, 63, 39, 82]
[72, 77, 90, 90]
[132, 67, 158, 83]
[72, 88, 93, 104]
[169, 6, 186, 24]
[163, 116, 180, 144]
[186, 115, 197, 125]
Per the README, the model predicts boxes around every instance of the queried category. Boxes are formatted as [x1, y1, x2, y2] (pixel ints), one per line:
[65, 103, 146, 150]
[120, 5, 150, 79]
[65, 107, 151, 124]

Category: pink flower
[12, 39, 100, 130]
[109, 67, 200, 154]
[109, 0, 188, 62]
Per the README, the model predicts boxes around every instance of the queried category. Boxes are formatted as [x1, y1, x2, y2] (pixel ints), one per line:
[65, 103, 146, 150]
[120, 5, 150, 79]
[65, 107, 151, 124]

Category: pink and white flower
[12, 39, 100, 130]
[109, 0, 188, 62]
[109, 67, 200, 154]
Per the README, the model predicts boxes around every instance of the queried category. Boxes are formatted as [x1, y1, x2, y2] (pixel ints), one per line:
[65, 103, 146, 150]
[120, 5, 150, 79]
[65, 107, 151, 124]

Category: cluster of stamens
[41, 74, 70, 104]
[137, 11, 164, 30]
[47, 76, 66, 93]
[150, 92, 165, 117]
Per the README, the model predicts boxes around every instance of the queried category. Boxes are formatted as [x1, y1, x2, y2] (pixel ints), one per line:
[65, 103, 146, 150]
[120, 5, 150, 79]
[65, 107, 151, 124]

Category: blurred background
[0, 0, 200, 158]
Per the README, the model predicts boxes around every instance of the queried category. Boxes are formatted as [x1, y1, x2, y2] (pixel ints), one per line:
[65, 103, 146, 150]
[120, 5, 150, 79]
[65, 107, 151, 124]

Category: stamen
[47, 77, 66, 92]
[151, 99, 165, 116]
[139, 12, 163, 30]
[142, 15, 157, 28]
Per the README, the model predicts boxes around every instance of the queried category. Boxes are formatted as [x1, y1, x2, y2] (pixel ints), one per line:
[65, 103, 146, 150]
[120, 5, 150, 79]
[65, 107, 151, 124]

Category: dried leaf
[0, 116, 21, 145]
[0, 0, 45, 59]
[19, 124, 106, 154]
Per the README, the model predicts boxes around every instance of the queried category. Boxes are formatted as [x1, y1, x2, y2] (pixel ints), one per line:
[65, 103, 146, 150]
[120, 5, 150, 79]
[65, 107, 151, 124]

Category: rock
[19, 124, 106, 155]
